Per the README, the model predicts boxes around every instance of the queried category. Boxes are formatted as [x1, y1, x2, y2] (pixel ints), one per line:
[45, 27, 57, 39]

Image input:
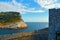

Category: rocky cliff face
[0, 12, 27, 29]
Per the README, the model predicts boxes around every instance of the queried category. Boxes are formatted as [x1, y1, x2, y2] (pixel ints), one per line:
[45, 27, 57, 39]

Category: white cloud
[35, 0, 60, 9]
[27, 10, 44, 12]
[0, 0, 44, 14]
[0, 0, 27, 14]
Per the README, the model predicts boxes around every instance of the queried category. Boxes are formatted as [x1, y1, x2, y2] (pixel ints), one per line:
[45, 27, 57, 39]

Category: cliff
[0, 12, 27, 29]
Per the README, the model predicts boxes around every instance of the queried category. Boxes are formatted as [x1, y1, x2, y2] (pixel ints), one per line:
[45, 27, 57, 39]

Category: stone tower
[49, 9, 60, 40]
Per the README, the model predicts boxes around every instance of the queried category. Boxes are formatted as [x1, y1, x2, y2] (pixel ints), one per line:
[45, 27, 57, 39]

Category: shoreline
[0, 28, 48, 40]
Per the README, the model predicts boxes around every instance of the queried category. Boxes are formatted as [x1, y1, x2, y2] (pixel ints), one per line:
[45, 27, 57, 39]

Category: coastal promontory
[0, 12, 27, 29]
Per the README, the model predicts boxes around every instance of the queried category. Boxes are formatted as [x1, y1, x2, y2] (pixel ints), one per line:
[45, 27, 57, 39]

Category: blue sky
[0, 0, 60, 22]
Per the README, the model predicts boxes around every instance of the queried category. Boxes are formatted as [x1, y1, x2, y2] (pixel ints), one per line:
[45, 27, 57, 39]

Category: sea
[0, 22, 48, 34]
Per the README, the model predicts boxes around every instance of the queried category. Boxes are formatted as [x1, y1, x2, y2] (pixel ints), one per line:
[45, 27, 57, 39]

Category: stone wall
[49, 9, 60, 40]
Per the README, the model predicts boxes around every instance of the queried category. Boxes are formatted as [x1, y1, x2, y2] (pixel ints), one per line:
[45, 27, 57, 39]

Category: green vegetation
[0, 12, 22, 25]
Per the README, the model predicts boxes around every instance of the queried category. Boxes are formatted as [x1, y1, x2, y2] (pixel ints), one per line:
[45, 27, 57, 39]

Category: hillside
[0, 12, 27, 29]
[0, 12, 21, 25]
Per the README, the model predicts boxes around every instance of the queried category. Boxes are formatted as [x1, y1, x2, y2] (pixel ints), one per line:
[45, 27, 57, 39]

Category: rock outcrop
[0, 12, 27, 29]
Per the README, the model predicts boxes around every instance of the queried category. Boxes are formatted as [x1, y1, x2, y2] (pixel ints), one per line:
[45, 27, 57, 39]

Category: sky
[0, 0, 60, 22]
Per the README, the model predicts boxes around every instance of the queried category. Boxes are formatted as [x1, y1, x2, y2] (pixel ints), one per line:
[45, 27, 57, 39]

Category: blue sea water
[0, 22, 48, 34]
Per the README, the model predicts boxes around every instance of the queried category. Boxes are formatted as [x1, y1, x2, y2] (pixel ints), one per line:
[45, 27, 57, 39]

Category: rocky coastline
[0, 28, 48, 40]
